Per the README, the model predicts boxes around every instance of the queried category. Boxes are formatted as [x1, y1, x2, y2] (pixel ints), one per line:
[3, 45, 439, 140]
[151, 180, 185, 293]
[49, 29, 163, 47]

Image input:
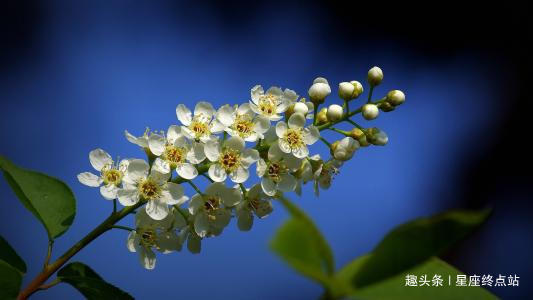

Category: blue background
[1, 1, 530, 299]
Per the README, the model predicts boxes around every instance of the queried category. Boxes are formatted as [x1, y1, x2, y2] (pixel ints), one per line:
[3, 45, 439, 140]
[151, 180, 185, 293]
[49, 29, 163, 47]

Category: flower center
[267, 161, 287, 183]
[284, 128, 304, 150]
[203, 195, 220, 211]
[218, 148, 241, 173]
[139, 179, 161, 200]
[232, 116, 254, 138]
[139, 229, 156, 247]
[189, 117, 210, 139]
[164, 145, 186, 168]
[248, 196, 260, 210]
[102, 169, 122, 186]
[258, 94, 278, 116]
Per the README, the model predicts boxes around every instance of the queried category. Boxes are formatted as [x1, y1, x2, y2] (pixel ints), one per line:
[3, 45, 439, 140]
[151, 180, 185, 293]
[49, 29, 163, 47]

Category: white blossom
[275, 113, 320, 158]
[256, 141, 302, 196]
[249, 85, 298, 121]
[235, 184, 273, 231]
[204, 136, 259, 183]
[216, 103, 270, 142]
[77, 148, 129, 200]
[176, 101, 225, 142]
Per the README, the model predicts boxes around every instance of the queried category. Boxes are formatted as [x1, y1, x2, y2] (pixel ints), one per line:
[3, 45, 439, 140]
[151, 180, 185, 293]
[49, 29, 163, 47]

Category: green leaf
[0, 235, 26, 274]
[337, 256, 497, 300]
[0, 261, 23, 300]
[275, 195, 334, 274]
[57, 262, 133, 299]
[0, 156, 76, 240]
[351, 209, 491, 288]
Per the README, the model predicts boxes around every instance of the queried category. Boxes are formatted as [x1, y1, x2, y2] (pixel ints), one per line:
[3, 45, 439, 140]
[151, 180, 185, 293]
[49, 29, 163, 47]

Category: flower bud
[293, 102, 309, 115]
[387, 90, 405, 106]
[313, 77, 329, 84]
[367, 127, 388, 146]
[362, 104, 379, 120]
[350, 81, 363, 98]
[331, 137, 359, 161]
[367, 66, 383, 86]
[327, 104, 343, 121]
[316, 108, 328, 124]
[378, 101, 395, 112]
[338, 82, 355, 101]
[349, 128, 369, 147]
[308, 82, 331, 104]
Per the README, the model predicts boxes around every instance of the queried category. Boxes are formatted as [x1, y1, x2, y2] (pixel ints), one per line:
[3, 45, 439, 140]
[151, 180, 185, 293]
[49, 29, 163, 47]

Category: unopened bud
[327, 104, 343, 121]
[308, 82, 331, 104]
[387, 90, 405, 106]
[350, 81, 363, 98]
[362, 104, 379, 120]
[313, 77, 329, 85]
[338, 82, 355, 101]
[378, 101, 395, 112]
[316, 108, 328, 124]
[349, 128, 365, 139]
[293, 102, 309, 115]
[367, 127, 388, 146]
[331, 137, 359, 161]
[367, 66, 383, 86]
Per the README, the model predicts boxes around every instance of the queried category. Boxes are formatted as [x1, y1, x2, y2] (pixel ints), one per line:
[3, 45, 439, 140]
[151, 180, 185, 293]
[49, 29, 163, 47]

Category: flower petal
[187, 232, 202, 254]
[125, 130, 148, 147]
[176, 104, 192, 126]
[278, 139, 292, 154]
[253, 115, 270, 134]
[278, 174, 297, 192]
[293, 145, 309, 158]
[256, 159, 267, 177]
[89, 148, 113, 172]
[275, 121, 288, 138]
[303, 125, 320, 145]
[194, 212, 209, 238]
[139, 246, 156, 270]
[250, 85, 264, 104]
[208, 164, 227, 182]
[100, 184, 119, 200]
[194, 101, 215, 118]
[220, 186, 242, 207]
[267, 141, 283, 161]
[223, 136, 245, 152]
[167, 125, 182, 145]
[240, 149, 259, 168]
[255, 200, 273, 219]
[77, 172, 102, 187]
[124, 159, 149, 183]
[204, 139, 221, 162]
[261, 177, 277, 196]
[284, 152, 303, 171]
[236, 208, 253, 231]
[153, 157, 171, 175]
[146, 198, 169, 220]
[176, 163, 198, 180]
[148, 133, 166, 156]
[160, 182, 187, 205]
[230, 166, 249, 183]
[127, 231, 137, 252]
[216, 104, 235, 126]
[187, 142, 206, 164]
[210, 120, 225, 134]
[188, 194, 204, 215]
[288, 112, 306, 129]
[117, 187, 140, 206]
[237, 103, 253, 115]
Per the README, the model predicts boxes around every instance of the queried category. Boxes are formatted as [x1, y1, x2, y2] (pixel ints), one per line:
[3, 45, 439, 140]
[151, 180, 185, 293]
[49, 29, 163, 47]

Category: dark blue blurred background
[1, 1, 531, 299]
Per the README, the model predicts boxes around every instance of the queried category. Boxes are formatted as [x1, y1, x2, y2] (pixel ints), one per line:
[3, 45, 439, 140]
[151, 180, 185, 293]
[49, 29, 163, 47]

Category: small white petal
[210, 120, 225, 133]
[284, 153, 303, 171]
[77, 172, 102, 187]
[237, 103, 253, 115]
[293, 146, 309, 158]
[176, 104, 192, 126]
[288, 113, 306, 129]
[125, 130, 148, 148]
[249, 102, 262, 114]
[261, 177, 277, 196]
[188, 194, 204, 215]
[173, 209, 187, 229]
[221, 186, 242, 207]
[223, 136, 245, 152]
[278, 139, 292, 154]
[212, 208, 231, 229]
[187, 232, 201, 254]
[89, 149, 113, 172]
[253, 115, 270, 134]
[176, 163, 198, 180]
[160, 182, 186, 205]
[255, 200, 273, 218]
[267, 141, 283, 161]
[240, 149, 259, 168]
[276, 98, 291, 114]
[204, 139, 221, 162]
[278, 174, 297, 192]
[237, 208, 253, 231]
[117, 188, 140, 206]
[139, 247, 156, 270]
[146, 198, 169, 220]
[250, 85, 264, 104]
[173, 136, 187, 148]
[100, 184, 119, 200]
[303, 126, 320, 145]
[127, 231, 137, 252]
[216, 104, 235, 126]
[194, 212, 209, 238]
[208, 164, 227, 182]
[181, 126, 195, 140]
[148, 168, 170, 186]
[187, 142, 206, 164]
[230, 166, 249, 183]
[275, 121, 288, 138]
[194, 101, 215, 118]
[153, 157, 171, 174]
[148, 134, 166, 156]
[167, 125, 182, 144]
[256, 159, 267, 177]
[125, 159, 149, 183]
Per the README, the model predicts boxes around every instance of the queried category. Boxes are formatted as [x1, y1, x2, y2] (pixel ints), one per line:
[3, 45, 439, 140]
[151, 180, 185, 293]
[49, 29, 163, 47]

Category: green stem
[318, 137, 332, 147]
[367, 85, 374, 104]
[238, 183, 247, 196]
[317, 98, 386, 132]
[345, 118, 363, 130]
[187, 180, 203, 195]
[313, 102, 319, 125]
[42, 240, 53, 271]
[111, 225, 135, 232]
[329, 127, 349, 136]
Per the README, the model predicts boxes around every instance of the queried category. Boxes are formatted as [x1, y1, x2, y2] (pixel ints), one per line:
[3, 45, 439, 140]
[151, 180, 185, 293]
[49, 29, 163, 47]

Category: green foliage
[337, 256, 497, 300]
[270, 197, 496, 300]
[57, 262, 133, 300]
[350, 209, 492, 288]
[0, 156, 76, 240]
[0, 235, 27, 299]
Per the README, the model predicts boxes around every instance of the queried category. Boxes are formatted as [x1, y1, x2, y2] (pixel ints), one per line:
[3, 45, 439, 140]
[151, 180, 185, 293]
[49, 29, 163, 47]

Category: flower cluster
[78, 66, 405, 269]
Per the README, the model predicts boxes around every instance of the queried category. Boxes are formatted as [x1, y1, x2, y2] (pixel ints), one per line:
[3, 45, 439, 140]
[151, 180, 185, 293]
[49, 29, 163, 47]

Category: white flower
[327, 104, 343, 121]
[313, 159, 342, 196]
[256, 141, 302, 196]
[77, 149, 129, 200]
[176, 101, 225, 142]
[293, 154, 321, 196]
[124, 127, 151, 148]
[204, 136, 259, 183]
[235, 184, 273, 231]
[118, 159, 188, 220]
[216, 103, 270, 142]
[275, 112, 320, 158]
[362, 104, 379, 120]
[332, 137, 359, 161]
[249, 85, 298, 121]
[147, 125, 204, 180]
[127, 208, 186, 269]
[188, 182, 242, 238]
